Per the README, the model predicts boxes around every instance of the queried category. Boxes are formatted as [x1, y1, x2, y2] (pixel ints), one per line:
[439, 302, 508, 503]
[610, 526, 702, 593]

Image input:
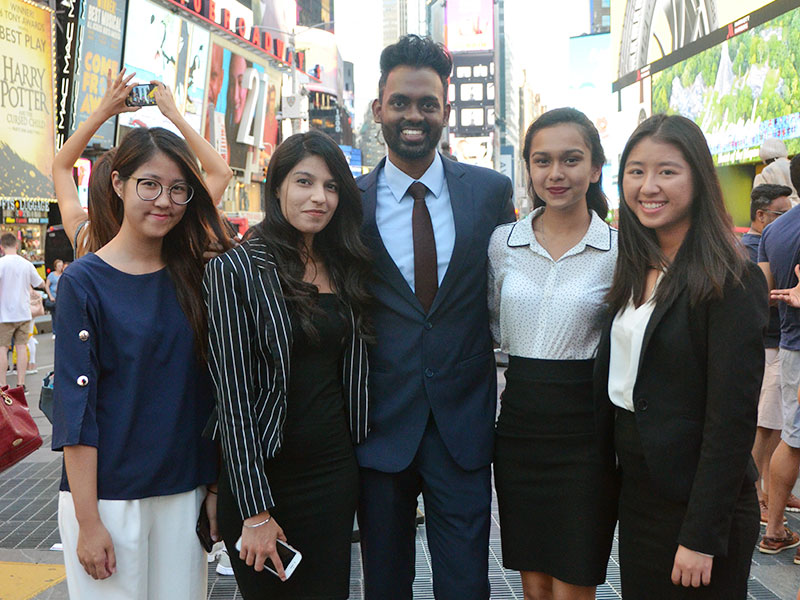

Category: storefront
[1, 200, 51, 266]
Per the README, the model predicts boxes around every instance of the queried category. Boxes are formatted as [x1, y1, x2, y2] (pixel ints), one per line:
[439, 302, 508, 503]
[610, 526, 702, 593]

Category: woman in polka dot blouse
[488, 107, 619, 600]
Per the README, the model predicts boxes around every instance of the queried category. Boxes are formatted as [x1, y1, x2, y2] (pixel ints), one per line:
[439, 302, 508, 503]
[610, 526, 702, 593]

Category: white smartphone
[235, 536, 302, 579]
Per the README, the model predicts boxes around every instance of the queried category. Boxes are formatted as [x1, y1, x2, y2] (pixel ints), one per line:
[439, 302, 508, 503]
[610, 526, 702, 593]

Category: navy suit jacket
[355, 155, 515, 472]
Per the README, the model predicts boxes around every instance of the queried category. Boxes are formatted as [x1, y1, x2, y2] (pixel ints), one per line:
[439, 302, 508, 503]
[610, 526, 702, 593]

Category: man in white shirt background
[0, 232, 45, 389]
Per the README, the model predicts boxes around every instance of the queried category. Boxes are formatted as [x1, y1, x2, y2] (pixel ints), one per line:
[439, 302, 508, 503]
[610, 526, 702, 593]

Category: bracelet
[243, 516, 271, 529]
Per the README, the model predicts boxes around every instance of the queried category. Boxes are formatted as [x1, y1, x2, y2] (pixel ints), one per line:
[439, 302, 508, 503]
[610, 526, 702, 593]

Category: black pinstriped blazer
[203, 237, 369, 519]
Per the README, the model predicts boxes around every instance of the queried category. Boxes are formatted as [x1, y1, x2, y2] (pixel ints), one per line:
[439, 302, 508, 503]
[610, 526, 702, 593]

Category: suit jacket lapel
[637, 283, 685, 374]
[359, 159, 422, 311]
[428, 158, 473, 315]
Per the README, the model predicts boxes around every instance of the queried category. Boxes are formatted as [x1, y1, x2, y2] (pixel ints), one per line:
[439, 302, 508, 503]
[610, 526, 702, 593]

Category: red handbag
[0, 385, 42, 472]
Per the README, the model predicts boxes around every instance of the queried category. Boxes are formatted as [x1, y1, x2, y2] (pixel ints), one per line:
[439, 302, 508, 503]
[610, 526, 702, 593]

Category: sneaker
[207, 541, 225, 563]
[760, 499, 788, 526]
[759, 528, 800, 554]
[787, 494, 800, 513]
[215, 548, 234, 576]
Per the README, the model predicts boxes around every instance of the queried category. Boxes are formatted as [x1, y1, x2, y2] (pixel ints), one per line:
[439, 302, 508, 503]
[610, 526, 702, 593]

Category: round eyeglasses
[135, 178, 194, 205]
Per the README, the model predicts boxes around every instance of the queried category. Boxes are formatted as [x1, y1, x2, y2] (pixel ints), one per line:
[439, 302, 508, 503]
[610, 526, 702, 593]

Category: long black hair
[522, 107, 608, 218]
[607, 114, 746, 313]
[111, 127, 233, 358]
[251, 130, 372, 340]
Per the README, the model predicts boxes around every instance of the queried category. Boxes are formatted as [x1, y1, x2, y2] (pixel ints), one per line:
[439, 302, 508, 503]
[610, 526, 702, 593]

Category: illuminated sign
[69, 0, 127, 148]
[160, 0, 308, 74]
[445, 0, 494, 53]
[652, 4, 800, 164]
[0, 0, 56, 203]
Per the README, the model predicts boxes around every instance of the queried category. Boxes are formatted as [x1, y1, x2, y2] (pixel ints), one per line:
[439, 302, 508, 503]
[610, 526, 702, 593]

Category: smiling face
[111, 151, 189, 241]
[373, 66, 450, 172]
[622, 137, 694, 243]
[527, 123, 601, 213]
[276, 154, 339, 245]
[230, 54, 248, 124]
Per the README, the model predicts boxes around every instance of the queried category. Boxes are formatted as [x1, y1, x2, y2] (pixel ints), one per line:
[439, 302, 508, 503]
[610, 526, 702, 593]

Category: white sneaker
[216, 548, 234, 576]
[207, 541, 225, 563]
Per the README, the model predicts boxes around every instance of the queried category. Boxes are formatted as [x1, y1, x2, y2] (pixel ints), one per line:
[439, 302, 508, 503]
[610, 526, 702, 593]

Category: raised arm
[152, 81, 233, 205]
[52, 70, 139, 246]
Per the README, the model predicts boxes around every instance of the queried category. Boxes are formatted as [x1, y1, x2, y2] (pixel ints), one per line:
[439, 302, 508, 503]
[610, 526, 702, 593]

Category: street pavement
[2, 332, 800, 599]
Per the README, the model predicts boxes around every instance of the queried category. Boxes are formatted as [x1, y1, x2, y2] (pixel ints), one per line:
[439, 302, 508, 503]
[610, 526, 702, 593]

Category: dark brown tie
[408, 182, 437, 312]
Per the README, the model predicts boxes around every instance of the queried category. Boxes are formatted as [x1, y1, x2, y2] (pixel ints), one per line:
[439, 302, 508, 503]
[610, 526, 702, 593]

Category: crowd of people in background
[2, 32, 800, 600]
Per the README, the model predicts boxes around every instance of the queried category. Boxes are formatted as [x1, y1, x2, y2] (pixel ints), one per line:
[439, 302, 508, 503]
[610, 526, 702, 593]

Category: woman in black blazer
[596, 114, 768, 598]
[203, 131, 371, 599]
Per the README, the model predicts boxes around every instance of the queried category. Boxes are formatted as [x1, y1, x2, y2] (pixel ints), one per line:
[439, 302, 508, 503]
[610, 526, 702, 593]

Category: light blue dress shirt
[375, 153, 456, 292]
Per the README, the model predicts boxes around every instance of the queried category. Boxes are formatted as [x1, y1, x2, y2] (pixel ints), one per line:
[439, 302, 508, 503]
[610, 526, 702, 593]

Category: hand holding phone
[235, 536, 302, 580]
[125, 83, 158, 107]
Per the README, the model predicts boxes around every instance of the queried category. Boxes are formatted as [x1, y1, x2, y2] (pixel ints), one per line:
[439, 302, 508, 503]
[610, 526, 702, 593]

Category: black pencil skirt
[614, 408, 759, 599]
[493, 357, 618, 586]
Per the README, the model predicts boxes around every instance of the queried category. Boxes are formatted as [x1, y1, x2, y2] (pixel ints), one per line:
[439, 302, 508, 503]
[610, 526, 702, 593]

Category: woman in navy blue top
[51, 71, 232, 599]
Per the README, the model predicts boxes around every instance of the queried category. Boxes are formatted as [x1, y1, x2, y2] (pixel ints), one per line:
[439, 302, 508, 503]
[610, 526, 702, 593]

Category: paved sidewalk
[2, 334, 799, 599]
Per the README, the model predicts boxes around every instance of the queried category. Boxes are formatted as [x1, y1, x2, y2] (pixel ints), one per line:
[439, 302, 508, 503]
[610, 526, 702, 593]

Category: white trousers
[58, 487, 207, 600]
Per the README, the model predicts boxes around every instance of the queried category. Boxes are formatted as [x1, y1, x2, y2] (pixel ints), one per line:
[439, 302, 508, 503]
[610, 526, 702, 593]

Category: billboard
[445, 0, 494, 53]
[204, 41, 282, 172]
[451, 135, 493, 169]
[652, 4, 800, 164]
[118, 0, 208, 135]
[0, 0, 56, 202]
[612, 0, 776, 82]
[295, 27, 340, 97]
[69, 0, 127, 148]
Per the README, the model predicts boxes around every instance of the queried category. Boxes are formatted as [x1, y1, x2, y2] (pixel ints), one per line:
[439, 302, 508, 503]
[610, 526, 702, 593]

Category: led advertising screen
[0, 0, 55, 202]
[204, 41, 282, 172]
[612, 0, 776, 82]
[652, 5, 800, 165]
[69, 0, 126, 148]
[445, 0, 494, 53]
[118, 0, 208, 135]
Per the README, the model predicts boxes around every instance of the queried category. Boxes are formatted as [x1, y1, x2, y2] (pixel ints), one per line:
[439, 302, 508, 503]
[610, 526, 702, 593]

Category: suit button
[424, 368, 434, 378]
[424, 321, 432, 330]
[636, 398, 648, 411]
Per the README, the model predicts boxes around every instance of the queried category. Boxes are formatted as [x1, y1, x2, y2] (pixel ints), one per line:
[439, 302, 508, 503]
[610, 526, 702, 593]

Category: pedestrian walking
[597, 114, 767, 598]
[51, 70, 232, 599]
[204, 130, 372, 599]
[45, 259, 63, 331]
[0, 232, 45, 390]
[741, 184, 793, 523]
[757, 154, 800, 561]
[488, 107, 618, 600]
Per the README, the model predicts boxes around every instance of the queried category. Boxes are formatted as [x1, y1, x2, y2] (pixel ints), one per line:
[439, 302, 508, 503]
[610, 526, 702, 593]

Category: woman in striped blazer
[203, 130, 372, 599]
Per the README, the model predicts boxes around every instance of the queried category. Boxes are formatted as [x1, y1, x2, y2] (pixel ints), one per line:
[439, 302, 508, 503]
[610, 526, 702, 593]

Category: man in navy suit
[355, 35, 515, 600]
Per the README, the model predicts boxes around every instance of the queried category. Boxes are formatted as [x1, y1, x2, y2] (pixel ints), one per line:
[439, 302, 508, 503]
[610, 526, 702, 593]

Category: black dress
[218, 294, 359, 599]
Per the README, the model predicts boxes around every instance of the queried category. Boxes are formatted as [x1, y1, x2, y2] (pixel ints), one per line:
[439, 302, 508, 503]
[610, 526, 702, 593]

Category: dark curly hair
[251, 130, 373, 342]
[379, 34, 452, 101]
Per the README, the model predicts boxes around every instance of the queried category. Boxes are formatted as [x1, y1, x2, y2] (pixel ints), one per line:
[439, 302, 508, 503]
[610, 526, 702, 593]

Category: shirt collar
[384, 153, 446, 202]
[507, 207, 613, 252]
